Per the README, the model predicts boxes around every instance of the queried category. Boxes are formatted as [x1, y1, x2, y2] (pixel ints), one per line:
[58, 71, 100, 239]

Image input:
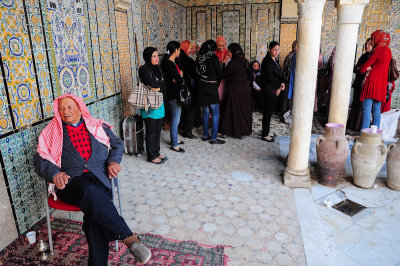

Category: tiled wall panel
[190, 7, 212, 43]
[187, 3, 279, 61]
[217, 5, 245, 48]
[0, 77, 13, 135]
[87, 0, 103, 99]
[0, 0, 125, 234]
[141, 0, 186, 53]
[0, 0, 42, 128]
[250, 3, 280, 62]
[280, 24, 297, 68]
[108, 0, 121, 93]
[0, 122, 48, 233]
[40, 0, 95, 102]
[95, 0, 116, 97]
[321, 1, 337, 66]
[25, 0, 54, 118]
[116, 11, 135, 117]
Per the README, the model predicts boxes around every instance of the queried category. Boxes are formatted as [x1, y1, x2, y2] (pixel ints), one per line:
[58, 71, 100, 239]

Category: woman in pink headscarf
[215, 36, 229, 63]
[215, 36, 229, 137]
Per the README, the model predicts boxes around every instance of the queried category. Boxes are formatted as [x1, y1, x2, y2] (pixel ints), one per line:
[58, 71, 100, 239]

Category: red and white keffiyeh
[37, 94, 112, 199]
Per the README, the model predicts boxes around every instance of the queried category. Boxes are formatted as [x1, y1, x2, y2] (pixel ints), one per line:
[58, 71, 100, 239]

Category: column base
[283, 166, 311, 189]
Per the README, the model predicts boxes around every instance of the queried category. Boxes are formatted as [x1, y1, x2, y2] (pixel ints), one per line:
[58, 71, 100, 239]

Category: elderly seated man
[33, 94, 151, 265]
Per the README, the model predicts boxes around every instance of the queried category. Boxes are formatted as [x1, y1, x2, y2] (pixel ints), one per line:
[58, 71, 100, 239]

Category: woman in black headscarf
[220, 43, 253, 139]
[139, 47, 167, 164]
[251, 60, 263, 112]
[195, 40, 225, 144]
[347, 38, 373, 131]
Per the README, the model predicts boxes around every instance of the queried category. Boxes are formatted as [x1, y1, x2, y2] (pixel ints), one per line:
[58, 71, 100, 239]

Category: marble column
[284, 0, 326, 188]
[328, 0, 369, 126]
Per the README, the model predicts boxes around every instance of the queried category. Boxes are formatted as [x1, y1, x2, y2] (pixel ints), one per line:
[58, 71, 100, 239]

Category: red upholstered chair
[45, 178, 123, 255]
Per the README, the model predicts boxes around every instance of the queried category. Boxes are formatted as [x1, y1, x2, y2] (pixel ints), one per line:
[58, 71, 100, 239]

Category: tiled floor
[51, 113, 400, 265]
[280, 135, 400, 266]
[116, 127, 306, 265]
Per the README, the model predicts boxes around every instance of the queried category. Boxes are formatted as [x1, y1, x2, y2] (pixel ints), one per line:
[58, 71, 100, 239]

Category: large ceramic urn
[387, 139, 400, 191]
[351, 128, 387, 188]
[316, 123, 350, 186]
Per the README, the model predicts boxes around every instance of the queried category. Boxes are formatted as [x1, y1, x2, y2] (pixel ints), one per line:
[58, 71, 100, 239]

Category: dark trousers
[57, 173, 132, 266]
[179, 103, 196, 135]
[262, 93, 278, 137]
[144, 117, 163, 161]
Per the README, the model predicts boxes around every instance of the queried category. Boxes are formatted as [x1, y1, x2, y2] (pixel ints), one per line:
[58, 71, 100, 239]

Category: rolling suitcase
[123, 115, 145, 156]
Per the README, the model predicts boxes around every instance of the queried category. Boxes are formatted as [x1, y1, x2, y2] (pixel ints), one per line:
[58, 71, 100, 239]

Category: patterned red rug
[0, 219, 229, 265]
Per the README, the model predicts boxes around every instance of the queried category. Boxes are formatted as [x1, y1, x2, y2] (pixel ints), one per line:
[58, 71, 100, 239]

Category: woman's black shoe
[149, 159, 164, 164]
[171, 147, 185, 153]
[202, 136, 211, 141]
[169, 141, 185, 145]
[261, 136, 275, 142]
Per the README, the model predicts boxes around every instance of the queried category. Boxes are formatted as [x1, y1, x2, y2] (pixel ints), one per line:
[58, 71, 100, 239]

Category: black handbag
[179, 82, 191, 108]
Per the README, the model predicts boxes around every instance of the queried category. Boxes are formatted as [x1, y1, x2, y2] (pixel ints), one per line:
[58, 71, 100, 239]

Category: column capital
[336, 0, 369, 24]
[295, 0, 327, 20]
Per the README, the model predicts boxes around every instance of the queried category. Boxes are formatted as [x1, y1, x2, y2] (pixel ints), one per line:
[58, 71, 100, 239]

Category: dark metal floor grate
[332, 199, 366, 216]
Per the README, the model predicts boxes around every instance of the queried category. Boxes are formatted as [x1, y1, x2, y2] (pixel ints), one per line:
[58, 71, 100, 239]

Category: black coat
[221, 58, 253, 138]
[260, 53, 285, 95]
[177, 52, 195, 84]
[139, 63, 167, 98]
[161, 59, 184, 101]
[196, 54, 222, 106]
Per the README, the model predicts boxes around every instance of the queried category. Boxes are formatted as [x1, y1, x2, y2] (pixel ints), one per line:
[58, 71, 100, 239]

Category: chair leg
[111, 178, 119, 252]
[46, 199, 54, 255]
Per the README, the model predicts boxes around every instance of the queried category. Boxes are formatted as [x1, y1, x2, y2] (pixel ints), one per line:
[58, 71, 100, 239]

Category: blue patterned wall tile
[39, 0, 95, 102]
[0, 77, 13, 135]
[0, 122, 47, 233]
[108, 0, 121, 94]
[86, 0, 104, 99]
[0, 0, 43, 128]
[95, 0, 115, 97]
[25, 0, 54, 118]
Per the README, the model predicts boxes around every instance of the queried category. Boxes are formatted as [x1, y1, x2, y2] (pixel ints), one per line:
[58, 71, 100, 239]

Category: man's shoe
[209, 139, 225, 144]
[129, 241, 152, 264]
[202, 136, 211, 141]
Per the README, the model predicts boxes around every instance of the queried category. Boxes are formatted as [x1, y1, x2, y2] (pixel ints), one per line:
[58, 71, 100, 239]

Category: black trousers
[179, 103, 196, 135]
[144, 117, 163, 161]
[57, 173, 132, 266]
[262, 93, 279, 137]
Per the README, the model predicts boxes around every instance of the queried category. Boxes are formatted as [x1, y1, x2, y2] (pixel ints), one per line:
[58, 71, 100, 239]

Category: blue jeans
[170, 99, 182, 147]
[361, 98, 381, 131]
[202, 104, 219, 141]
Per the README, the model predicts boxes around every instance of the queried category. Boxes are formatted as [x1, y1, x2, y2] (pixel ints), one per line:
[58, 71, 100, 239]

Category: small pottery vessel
[387, 139, 400, 191]
[316, 123, 350, 186]
[351, 128, 387, 188]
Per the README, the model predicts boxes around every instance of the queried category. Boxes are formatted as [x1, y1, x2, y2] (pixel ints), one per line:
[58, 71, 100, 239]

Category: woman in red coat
[360, 30, 392, 131]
